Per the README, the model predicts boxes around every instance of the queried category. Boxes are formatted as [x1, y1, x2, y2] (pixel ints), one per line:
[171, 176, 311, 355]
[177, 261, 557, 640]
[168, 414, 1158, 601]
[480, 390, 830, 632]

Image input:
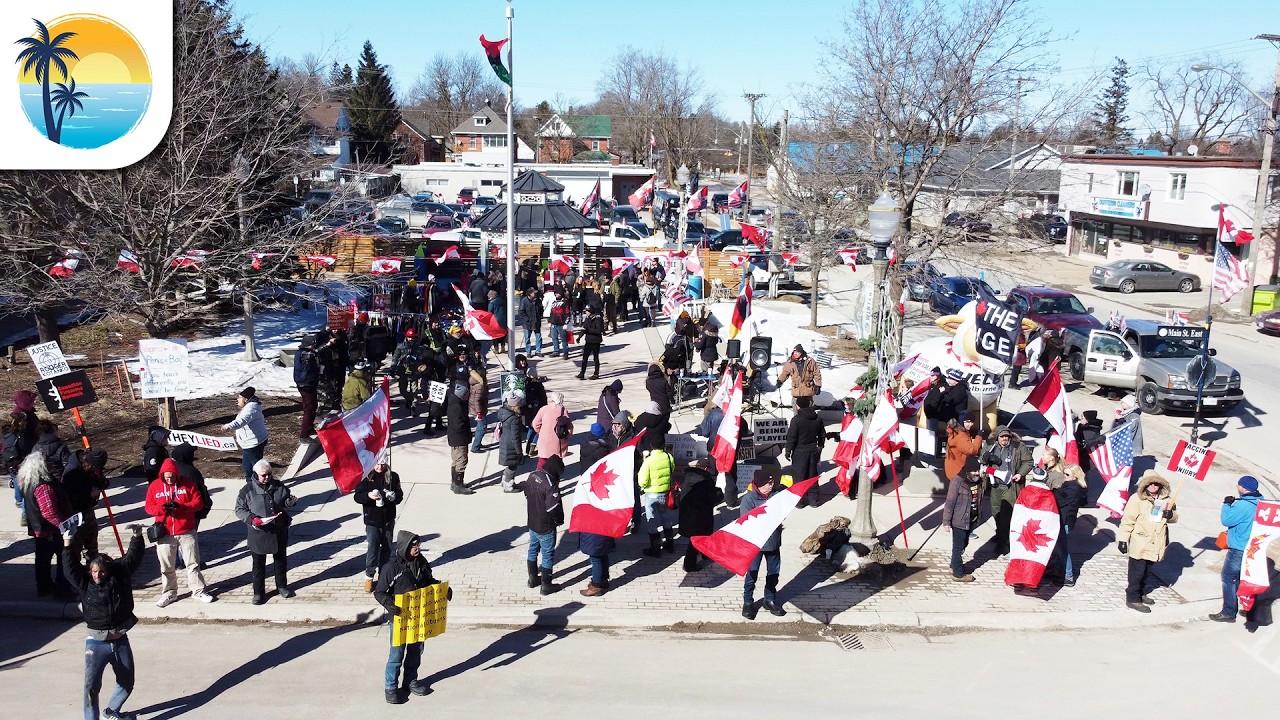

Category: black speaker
[725, 338, 742, 360]
[749, 336, 772, 371]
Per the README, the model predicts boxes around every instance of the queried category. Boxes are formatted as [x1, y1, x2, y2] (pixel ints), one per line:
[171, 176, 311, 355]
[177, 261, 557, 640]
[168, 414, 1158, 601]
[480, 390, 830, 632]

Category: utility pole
[743, 93, 765, 214]
[1244, 34, 1280, 311]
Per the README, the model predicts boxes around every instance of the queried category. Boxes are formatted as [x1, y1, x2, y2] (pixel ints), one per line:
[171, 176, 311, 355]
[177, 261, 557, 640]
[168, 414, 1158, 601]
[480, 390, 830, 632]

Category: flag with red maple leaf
[1004, 481, 1060, 587]
[1239, 501, 1280, 612]
[691, 477, 817, 576]
[1166, 439, 1215, 481]
[316, 377, 392, 494]
[568, 431, 646, 538]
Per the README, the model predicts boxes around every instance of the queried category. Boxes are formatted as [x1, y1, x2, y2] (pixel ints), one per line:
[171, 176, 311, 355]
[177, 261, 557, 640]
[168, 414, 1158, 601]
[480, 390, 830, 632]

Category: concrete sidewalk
[0, 318, 1231, 631]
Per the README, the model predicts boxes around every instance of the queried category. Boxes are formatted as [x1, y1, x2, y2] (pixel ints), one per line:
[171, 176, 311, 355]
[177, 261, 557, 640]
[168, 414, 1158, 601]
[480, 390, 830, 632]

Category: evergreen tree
[345, 41, 400, 164]
[1092, 58, 1131, 148]
[328, 61, 353, 101]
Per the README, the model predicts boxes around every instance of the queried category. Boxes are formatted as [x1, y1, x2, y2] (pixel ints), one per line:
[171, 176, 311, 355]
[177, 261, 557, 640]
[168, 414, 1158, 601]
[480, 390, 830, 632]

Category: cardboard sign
[1167, 439, 1215, 481]
[35, 371, 97, 413]
[752, 417, 789, 445]
[25, 341, 71, 380]
[327, 307, 355, 331]
[974, 294, 1024, 366]
[391, 582, 449, 646]
[427, 381, 448, 404]
[167, 429, 238, 452]
[736, 438, 756, 461]
[137, 338, 190, 399]
[668, 433, 700, 464]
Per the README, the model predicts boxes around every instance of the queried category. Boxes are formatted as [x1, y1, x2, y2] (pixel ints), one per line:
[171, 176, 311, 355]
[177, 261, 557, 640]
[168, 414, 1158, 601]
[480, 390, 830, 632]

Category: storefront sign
[1091, 197, 1147, 219]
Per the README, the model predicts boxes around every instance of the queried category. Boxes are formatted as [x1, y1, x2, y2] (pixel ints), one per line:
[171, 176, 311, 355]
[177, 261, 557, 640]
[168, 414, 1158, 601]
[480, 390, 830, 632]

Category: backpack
[2, 430, 21, 472]
[554, 412, 572, 440]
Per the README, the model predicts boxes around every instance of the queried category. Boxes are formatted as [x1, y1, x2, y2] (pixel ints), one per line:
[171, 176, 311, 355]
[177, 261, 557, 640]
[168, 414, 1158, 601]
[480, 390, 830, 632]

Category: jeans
[471, 414, 488, 452]
[478, 340, 492, 365]
[298, 386, 318, 438]
[365, 525, 394, 578]
[1126, 557, 1154, 604]
[241, 444, 266, 485]
[384, 635, 423, 690]
[155, 532, 208, 597]
[1057, 522, 1075, 580]
[641, 492, 675, 534]
[527, 529, 556, 570]
[84, 634, 134, 720]
[950, 527, 972, 577]
[743, 550, 781, 604]
[589, 554, 609, 586]
[522, 327, 543, 355]
[549, 324, 567, 356]
[1221, 547, 1243, 619]
[10, 469, 21, 508]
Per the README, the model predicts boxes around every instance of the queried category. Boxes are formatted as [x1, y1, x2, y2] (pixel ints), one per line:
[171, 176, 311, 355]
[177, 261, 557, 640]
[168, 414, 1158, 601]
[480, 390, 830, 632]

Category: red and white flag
[1220, 208, 1254, 244]
[728, 276, 752, 340]
[371, 257, 402, 275]
[836, 248, 859, 267]
[726, 253, 749, 268]
[627, 176, 655, 208]
[687, 186, 708, 213]
[49, 254, 80, 277]
[609, 256, 638, 277]
[711, 365, 735, 412]
[691, 477, 818, 576]
[1091, 420, 1137, 517]
[1239, 501, 1280, 612]
[832, 413, 864, 496]
[1213, 235, 1249, 304]
[434, 245, 461, 265]
[1026, 361, 1079, 464]
[858, 390, 904, 484]
[316, 377, 392, 494]
[683, 253, 703, 275]
[740, 222, 768, 250]
[171, 249, 211, 268]
[117, 249, 140, 273]
[780, 252, 799, 266]
[250, 252, 280, 271]
[304, 254, 337, 268]
[662, 285, 691, 318]
[580, 179, 601, 217]
[726, 180, 748, 209]
[568, 432, 646, 538]
[1164, 309, 1190, 326]
[549, 253, 576, 276]
[894, 375, 932, 422]
[1004, 481, 1060, 587]
[709, 371, 744, 473]
[451, 284, 506, 340]
[1166, 439, 1215, 481]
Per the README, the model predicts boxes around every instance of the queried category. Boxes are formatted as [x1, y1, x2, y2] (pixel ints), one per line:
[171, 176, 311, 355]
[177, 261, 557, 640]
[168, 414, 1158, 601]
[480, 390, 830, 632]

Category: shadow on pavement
[420, 603, 583, 687]
[432, 524, 524, 568]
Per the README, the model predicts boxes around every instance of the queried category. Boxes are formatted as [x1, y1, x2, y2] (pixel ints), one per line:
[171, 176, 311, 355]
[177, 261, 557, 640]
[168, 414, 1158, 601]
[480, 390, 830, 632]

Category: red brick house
[394, 114, 447, 164]
[534, 114, 615, 164]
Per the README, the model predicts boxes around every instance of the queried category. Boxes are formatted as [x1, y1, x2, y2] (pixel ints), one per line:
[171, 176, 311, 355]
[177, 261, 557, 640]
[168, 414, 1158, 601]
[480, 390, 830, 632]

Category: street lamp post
[849, 189, 902, 546]
[676, 163, 690, 252]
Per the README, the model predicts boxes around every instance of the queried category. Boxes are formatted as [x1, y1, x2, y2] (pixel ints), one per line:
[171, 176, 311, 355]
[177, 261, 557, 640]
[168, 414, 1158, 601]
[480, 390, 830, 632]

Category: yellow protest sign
[391, 582, 449, 646]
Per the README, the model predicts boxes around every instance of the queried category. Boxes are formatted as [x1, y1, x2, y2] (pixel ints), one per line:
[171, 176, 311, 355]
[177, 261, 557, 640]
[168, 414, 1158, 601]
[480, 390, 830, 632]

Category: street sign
[1185, 356, 1218, 389]
[25, 341, 71, 380]
[1157, 325, 1206, 341]
[35, 371, 97, 413]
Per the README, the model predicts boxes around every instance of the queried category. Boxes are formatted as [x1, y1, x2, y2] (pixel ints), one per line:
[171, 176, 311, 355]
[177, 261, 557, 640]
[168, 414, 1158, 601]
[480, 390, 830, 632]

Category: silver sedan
[1089, 259, 1201, 294]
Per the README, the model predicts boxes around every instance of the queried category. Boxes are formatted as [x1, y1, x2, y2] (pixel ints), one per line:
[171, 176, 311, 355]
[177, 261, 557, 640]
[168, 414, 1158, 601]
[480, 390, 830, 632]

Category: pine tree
[345, 42, 400, 164]
[327, 61, 353, 101]
[1092, 58, 1131, 148]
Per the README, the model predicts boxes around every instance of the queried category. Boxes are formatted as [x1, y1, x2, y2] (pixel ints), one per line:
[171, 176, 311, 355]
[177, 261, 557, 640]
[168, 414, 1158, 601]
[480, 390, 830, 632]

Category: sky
[231, 0, 1280, 129]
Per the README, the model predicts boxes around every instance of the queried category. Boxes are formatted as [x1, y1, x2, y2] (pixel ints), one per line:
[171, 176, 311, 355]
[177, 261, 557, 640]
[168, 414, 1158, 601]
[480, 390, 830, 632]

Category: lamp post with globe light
[676, 163, 690, 251]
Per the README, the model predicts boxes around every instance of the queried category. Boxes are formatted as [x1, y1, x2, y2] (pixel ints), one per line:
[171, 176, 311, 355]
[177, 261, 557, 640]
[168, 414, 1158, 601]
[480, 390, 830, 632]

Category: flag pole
[1192, 208, 1224, 444]
[889, 459, 908, 548]
[504, 0, 517, 368]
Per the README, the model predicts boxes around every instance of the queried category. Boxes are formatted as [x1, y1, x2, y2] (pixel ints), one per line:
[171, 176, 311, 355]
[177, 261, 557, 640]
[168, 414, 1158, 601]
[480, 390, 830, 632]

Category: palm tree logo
[15, 18, 86, 145]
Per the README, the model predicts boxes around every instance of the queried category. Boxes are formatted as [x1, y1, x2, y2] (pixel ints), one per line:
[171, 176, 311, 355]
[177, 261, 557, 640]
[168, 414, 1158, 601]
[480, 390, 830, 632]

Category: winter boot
[525, 440, 537, 457]
[385, 688, 405, 704]
[526, 561, 539, 589]
[408, 679, 432, 696]
[742, 601, 758, 620]
[450, 469, 475, 495]
[762, 575, 786, 616]
[642, 533, 663, 558]
[682, 545, 702, 572]
[539, 569, 556, 595]
[580, 582, 604, 597]
[661, 528, 676, 554]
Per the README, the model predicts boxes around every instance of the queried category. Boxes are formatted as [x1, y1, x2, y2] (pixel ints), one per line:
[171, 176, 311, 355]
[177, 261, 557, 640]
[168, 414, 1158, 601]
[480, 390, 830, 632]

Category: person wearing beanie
[741, 468, 786, 619]
[785, 395, 826, 508]
[445, 365, 475, 495]
[979, 426, 1033, 556]
[942, 469, 986, 583]
[62, 447, 111, 562]
[144, 459, 214, 606]
[235, 459, 298, 604]
[1211, 476, 1264, 623]
[1117, 471, 1177, 613]
[777, 343, 822, 410]
[579, 422, 616, 474]
[524, 455, 565, 595]
[355, 458, 402, 593]
[944, 411, 983, 481]
[222, 387, 269, 484]
[373, 531, 451, 703]
[496, 393, 526, 493]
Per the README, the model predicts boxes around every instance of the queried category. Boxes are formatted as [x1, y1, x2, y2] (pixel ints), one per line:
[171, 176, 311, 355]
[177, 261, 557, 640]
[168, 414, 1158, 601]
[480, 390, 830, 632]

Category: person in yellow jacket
[1117, 470, 1178, 613]
[638, 433, 677, 558]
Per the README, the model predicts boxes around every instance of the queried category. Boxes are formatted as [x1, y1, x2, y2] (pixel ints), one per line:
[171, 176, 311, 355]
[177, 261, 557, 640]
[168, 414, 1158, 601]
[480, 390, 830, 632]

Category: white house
[391, 161, 655, 209]
[1058, 154, 1279, 286]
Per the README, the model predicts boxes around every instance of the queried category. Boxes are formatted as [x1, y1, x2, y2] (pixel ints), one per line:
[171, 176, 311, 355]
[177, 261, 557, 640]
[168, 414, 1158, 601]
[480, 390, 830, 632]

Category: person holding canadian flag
[1116, 471, 1178, 613]
[1210, 475, 1263, 623]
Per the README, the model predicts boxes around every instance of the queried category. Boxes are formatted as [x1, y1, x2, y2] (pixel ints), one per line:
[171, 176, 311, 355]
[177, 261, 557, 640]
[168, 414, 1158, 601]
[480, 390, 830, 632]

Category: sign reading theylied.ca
[166, 429, 237, 452]
[137, 338, 190, 399]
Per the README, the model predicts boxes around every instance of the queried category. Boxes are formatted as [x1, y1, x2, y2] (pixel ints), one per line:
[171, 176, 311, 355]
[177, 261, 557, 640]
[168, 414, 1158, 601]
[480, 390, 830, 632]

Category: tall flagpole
[1192, 207, 1223, 444]
[505, 0, 517, 366]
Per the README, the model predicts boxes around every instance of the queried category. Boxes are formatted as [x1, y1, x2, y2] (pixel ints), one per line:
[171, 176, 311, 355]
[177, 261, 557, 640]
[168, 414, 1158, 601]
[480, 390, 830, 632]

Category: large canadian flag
[740, 222, 768, 250]
[317, 377, 392, 494]
[692, 477, 818, 576]
[1004, 481, 1060, 587]
[434, 245, 461, 265]
[709, 370, 744, 472]
[726, 179, 748, 209]
[1239, 501, 1280, 612]
[549, 253, 577, 276]
[858, 390, 904, 483]
[609, 256, 638, 278]
[568, 432, 646, 538]
[627, 176, 655, 208]
[452, 285, 507, 340]
[370, 257, 402, 275]
[1027, 361, 1079, 464]
[832, 413, 864, 496]
[687, 185, 708, 213]
[710, 365, 734, 411]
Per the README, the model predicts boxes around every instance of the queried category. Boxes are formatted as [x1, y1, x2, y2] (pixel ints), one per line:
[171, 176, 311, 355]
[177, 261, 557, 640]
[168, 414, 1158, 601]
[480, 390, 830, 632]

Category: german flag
[729, 275, 753, 339]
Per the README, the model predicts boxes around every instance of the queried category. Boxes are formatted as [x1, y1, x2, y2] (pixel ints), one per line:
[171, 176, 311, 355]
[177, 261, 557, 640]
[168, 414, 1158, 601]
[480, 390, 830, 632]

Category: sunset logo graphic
[15, 15, 151, 149]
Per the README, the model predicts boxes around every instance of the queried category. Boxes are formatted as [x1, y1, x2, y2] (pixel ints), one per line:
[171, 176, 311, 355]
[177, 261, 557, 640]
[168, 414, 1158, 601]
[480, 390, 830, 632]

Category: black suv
[1020, 213, 1067, 243]
[942, 212, 992, 241]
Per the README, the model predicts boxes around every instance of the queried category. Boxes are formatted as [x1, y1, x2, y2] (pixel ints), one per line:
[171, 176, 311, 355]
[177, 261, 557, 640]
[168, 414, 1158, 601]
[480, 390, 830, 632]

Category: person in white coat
[222, 387, 269, 484]
[1022, 331, 1045, 388]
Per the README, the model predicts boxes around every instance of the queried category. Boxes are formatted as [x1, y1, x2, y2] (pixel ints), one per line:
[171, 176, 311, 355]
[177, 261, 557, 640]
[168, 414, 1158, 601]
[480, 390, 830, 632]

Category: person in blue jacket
[1210, 475, 1263, 623]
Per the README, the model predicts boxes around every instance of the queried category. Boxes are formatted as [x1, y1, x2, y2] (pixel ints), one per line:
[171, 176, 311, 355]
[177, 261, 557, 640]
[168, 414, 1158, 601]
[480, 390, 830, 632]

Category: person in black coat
[355, 459, 403, 590]
[469, 273, 489, 308]
[1050, 464, 1087, 586]
[633, 401, 672, 451]
[62, 448, 110, 561]
[32, 420, 72, 481]
[645, 362, 675, 414]
[234, 460, 298, 604]
[497, 394, 525, 493]
[373, 530, 450, 704]
[577, 304, 605, 380]
[785, 396, 826, 508]
[1074, 410, 1104, 474]
[524, 455, 564, 595]
[141, 425, 169, 482]
[445, 366, 475, 496]
[678, 464, 721, 572]
[64, 525, 146, 720]
[579, 423, 616, 475]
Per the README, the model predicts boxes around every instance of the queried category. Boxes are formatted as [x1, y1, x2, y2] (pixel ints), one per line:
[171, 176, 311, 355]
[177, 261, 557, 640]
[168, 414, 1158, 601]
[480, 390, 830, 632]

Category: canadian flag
[1239, 501, 1280, 611]
[709, 370, 744, 472]
[1221, 215, 1254, 244]
[609, 256, 638, 277]
[780, 252, 799, 266]
[726, 180, 748, 209]
[859, 390, 904, 484]
[710, 364, 735, 412]
[304, 254, 337, 268]
[1094, 468, 1132, 518]
[1166, 439, 1215, 481]
[894, 375, 933, 422]
[627, 176, 655, 208]
[371, 257, 402, 275]
[568, 432, 647, 538]
[832, 413, 864, 496]
[316, 377, 392, 494]
[49, 254, 81, 277]
[692, 477, 818, 576]
[171, 249, 211, 268]
[495, 244, 509, 260]
[729, 275, 752, 340]
[741, 222, 768, 250]
[1026, 361, 1079, 464]
[836, 248, 859, 268]
[580, 179, 601, 217]
[726, 253, 749, 268]
[687, 185, 708, 213]
[434, 245, 460, 265]
[1004, 481, 1061, 587]
[550, 253, 576, 276]
[117, 249, 140, 273]
[451, 284, 507, 340]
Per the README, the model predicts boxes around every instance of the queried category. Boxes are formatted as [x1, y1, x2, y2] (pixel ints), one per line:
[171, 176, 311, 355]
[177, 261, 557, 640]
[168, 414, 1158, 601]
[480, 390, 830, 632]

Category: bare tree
[406, 52, 507, 138]
[1140, 58, 1254, 154]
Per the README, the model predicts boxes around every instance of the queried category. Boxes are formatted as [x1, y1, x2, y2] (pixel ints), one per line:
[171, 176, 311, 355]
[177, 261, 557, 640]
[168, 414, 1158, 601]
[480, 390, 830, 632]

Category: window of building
[469, 137, 477, 149]
[1087, 172, 1094, 194]
[1269, 175, 1279, 204]
[1168, 172, 1187, 201]
[480, 179, 503, 187]
[484, 135, 507, 149]
[1117, 171, 1139, 197]
[591, 140, 600, 151]
[473, 116, 488, 127]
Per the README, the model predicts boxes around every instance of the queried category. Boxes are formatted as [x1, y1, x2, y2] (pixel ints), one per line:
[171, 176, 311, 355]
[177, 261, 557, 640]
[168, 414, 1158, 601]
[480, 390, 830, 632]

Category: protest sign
[138, 339, 190, 398]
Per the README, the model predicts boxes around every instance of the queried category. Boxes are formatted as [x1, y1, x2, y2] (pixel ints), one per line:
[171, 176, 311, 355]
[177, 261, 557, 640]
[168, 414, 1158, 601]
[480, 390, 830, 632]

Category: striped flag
[1214, 206, 1249, 303]
[726, 180, 748, 209]
[662, 285, 690, 318]
[1091, 420, 1137, 517]
[728, 275, 752, 340]
[688, 186, 708, 213]
[580, 179, 601, 217]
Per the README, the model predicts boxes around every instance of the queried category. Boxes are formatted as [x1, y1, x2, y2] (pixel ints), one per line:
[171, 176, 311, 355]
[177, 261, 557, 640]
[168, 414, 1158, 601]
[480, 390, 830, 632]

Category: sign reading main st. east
[1156, 325, 1206, 341]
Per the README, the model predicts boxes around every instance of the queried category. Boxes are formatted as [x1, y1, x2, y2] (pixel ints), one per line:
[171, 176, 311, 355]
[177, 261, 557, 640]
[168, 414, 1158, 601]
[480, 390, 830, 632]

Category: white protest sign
[167, 429, 238, 452]
[428, 381, 448, 404]
[137, 338, 190, 399]
[25, 341, 71, 380]
[751, 417, 789, 445]
[667, 433, 700, 464]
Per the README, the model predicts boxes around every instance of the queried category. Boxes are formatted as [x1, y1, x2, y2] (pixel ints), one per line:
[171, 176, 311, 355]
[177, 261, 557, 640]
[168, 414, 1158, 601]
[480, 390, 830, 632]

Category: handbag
[1215, 531, 1228, 550]
[146, 522, 168, 543]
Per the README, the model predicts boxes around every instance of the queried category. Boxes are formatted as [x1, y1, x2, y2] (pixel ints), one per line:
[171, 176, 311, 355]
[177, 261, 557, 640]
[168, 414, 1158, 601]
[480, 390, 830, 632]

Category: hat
[753, 467, 779, 486]
[930, 366, 942, 377]
[612, 410, 629, 423]
[957, 411, 974, 423]
[590, 422, 605, 438]
[796, 396, 812, 409]
[792, 344, 806, 356]
[84, 449, 108, 469]
[239, 387, 257, 399]
[1239, 475, 1260, 494]
[607, 379, 623, 394]
[997, 428, 1013, 438]
[1029, 467, 1048, 483]
[1081, 410, 1101, 426]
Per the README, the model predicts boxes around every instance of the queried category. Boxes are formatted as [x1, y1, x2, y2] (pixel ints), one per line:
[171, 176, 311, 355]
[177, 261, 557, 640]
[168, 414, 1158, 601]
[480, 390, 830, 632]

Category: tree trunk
[35, 305, 60, 345]
[242, 291, 260, 362]
[810, 260, 822, 329]
[156, 397, 178, 428]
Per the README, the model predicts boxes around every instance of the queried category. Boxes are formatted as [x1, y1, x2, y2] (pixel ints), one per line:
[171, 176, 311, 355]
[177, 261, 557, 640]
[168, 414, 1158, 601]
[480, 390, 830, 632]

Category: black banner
[35, 371, 98, 413]
[974, 288, 1025, 366]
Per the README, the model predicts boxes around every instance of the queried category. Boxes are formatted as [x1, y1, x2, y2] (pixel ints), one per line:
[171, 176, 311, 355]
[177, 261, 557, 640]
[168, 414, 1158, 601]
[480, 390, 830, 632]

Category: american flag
[1090, 420, 1136, 481]
[1213, 241, 1249, 303]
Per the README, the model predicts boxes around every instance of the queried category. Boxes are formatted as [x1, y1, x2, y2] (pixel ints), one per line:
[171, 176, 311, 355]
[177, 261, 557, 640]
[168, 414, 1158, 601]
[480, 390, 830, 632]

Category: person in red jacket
[144, 459, 215, 606]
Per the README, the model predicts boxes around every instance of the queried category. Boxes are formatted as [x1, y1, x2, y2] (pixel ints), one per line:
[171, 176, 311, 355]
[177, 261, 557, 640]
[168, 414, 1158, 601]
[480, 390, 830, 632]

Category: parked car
[711, 192, 729, 213]
[333, 221, 405, 238]
[706, 229, 744, 251]
[664, 220, 709, 243]
[902, 259, 945, 301]
[625, 220, 651, 237]
[1061, 319, 1242, 414]
[1006, 286, 1103, 330]
[746, 206, 769, 225]
[928, 276, 1000, 315]
[942, 212, 992, 241]
[611, 205, 640, 225]
[1020, 213, 1067, 242]
[609, 225, 648, 243]
[412, 191, 436, 203]
[303, 189, 335, 213]
[456, 188, 477, 207]
[1257, 308, 1280, 335]
[422, 214, 460, 235]
[1090, 259, 1201, 294]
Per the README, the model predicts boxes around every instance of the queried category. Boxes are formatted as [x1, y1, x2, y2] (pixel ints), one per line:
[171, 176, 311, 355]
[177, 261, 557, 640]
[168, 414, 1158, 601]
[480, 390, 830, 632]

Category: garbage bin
[1251, 285, 1280, 314]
